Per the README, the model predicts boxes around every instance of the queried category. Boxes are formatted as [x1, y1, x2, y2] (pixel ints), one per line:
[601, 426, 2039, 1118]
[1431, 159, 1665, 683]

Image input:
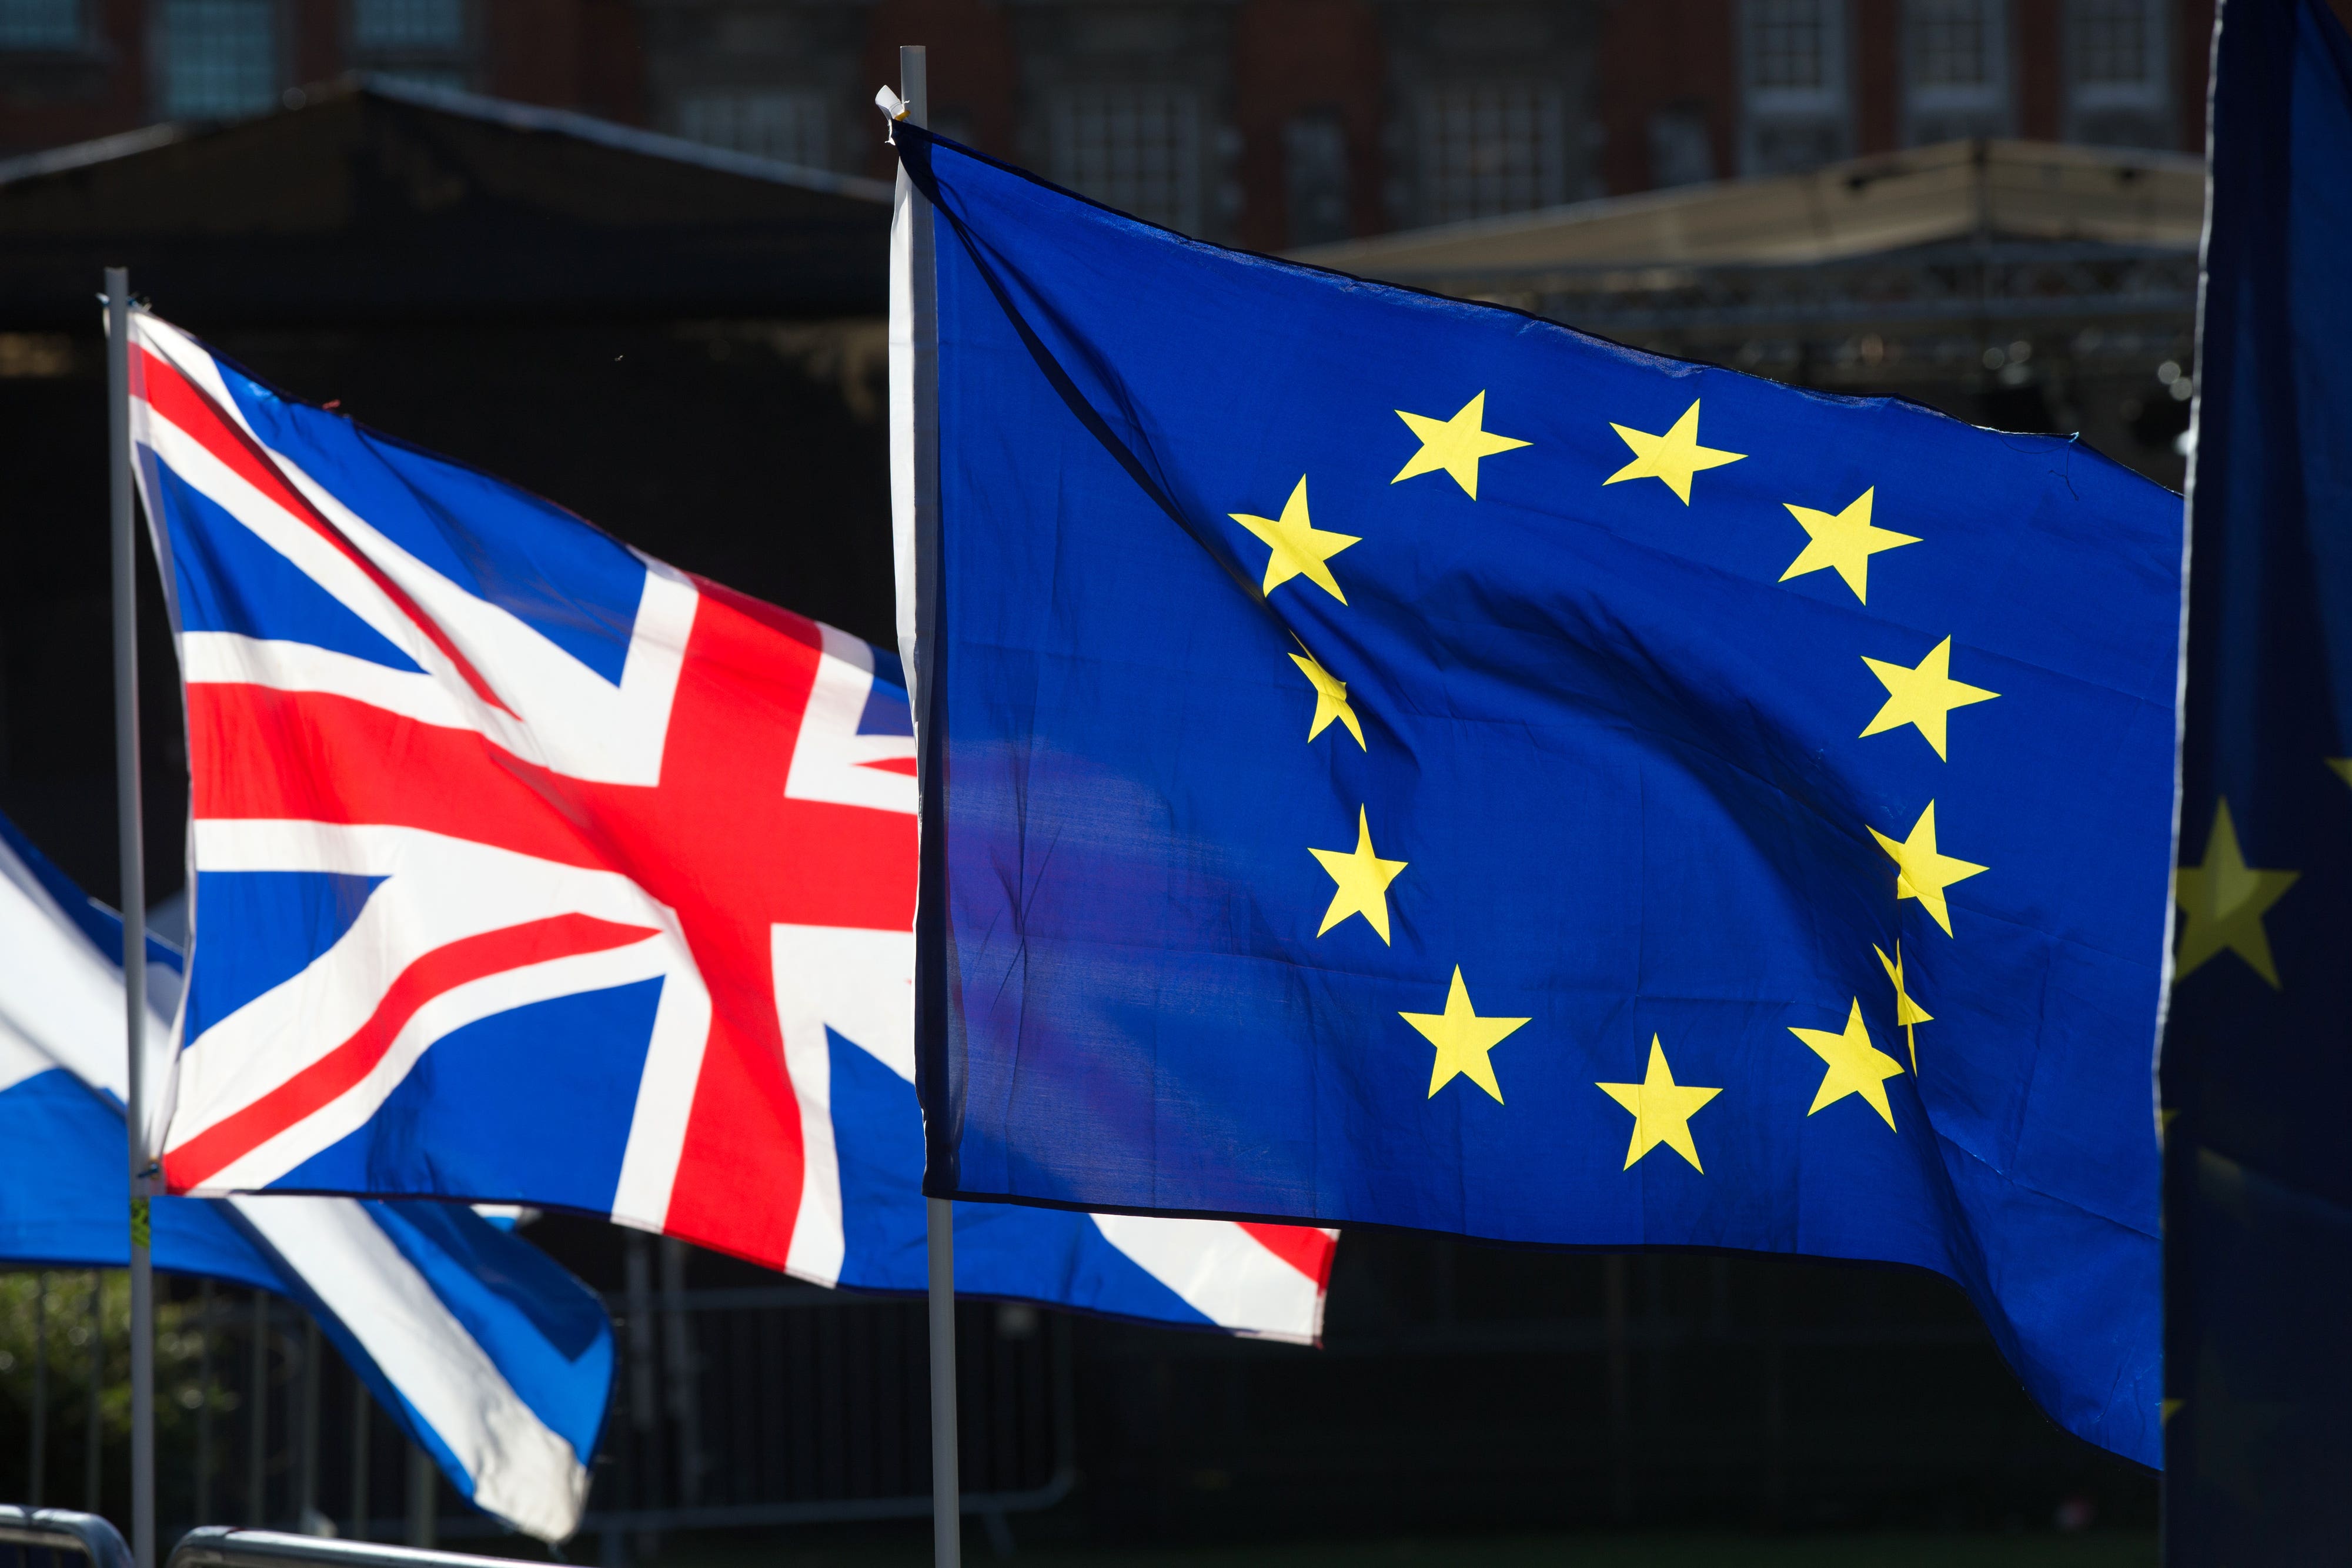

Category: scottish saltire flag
[0, 810, 612, 1540]
[893, 126, 2184, 1462]
[126, 311, 1334, 1339]
[2163, 0, 2352, 1552]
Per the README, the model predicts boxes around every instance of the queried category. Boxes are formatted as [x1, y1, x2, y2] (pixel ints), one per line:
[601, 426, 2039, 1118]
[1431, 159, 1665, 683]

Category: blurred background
[0, 1, 2261, 1560]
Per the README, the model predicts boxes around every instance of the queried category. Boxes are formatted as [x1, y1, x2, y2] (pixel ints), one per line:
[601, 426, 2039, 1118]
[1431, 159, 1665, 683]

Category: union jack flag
[134, 310, 1334, 1339]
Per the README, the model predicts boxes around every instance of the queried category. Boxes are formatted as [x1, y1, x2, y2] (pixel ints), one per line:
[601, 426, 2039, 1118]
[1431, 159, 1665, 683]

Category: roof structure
[1290, 138, 2203, 283]
[1288, 140, 2204, 397]
[0, 76, 893, 327]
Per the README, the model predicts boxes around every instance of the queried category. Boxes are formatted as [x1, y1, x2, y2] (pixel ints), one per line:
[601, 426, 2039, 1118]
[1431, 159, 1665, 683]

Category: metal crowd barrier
[0, 1507, 133, 1568]
[169, 1532, 511, 1568]
[7, 1270, 1074, 1557]
[564, 1272, 1075, 1550]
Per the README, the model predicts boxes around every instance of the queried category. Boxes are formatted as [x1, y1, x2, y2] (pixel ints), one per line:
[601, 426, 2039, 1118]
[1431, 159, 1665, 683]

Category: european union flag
[898, 125, 2180, 1463]
[2163, 0, 2352, 1552]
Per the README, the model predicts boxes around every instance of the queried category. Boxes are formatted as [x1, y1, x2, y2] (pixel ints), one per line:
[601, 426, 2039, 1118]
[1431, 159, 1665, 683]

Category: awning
[1289, 138, 2203, 289]
[0, 75, 893, 327]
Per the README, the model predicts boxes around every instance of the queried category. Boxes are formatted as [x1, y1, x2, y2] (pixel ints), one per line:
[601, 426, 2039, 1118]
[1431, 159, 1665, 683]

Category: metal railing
[6, 1265, 1073, 1553]
[169, 1530, 512, 1568]
[573, 1263, 1074, 1544]
[0, 1506, 133, 1568]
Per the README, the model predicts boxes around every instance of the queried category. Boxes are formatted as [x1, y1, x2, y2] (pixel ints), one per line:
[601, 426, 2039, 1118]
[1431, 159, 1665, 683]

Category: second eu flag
[899, 127, 2181, 1464]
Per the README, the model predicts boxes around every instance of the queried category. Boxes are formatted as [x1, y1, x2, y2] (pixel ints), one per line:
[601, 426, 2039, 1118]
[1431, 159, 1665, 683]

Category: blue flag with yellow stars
[2163, 0, 2352, 1552]
[896, 123, 2180, 1465]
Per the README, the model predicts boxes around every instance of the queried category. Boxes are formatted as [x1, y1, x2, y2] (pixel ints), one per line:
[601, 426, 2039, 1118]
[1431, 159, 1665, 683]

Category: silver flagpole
[106, 265, 156, 1568]
[925, 1195, 960, 1568]
[893, 43, 960, 1568]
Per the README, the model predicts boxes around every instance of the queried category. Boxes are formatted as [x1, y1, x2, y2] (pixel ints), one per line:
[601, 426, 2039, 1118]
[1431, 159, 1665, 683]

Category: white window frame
[1904, 0, 2012, 124]
[1743, 0, 1850, 121]
[350, 0, 463, 54]
[1415, 82, 1569, 227]
[2067, 0, 2169, 113]
[347, 0, 472, 92]
[156, 0, 283, 121]
[1048, 83, 1205, 236]
[1740, 0, 1853, 173]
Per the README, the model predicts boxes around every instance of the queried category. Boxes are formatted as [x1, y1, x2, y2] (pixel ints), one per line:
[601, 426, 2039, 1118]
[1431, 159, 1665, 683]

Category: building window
[352, 0, 456, 50]
[2067, 0, 2170, 147]
[159, 0, 279, 120]
[0, 0, 81, 49]
[676, 89, 833, 169]
[1741, 0, 1850, 174]
[1911, 0, 1994, 89]
[1905, 0, 2011, 144]
[363, 63, 463, 90]
[350, 0, 467, 90]
[1749, 0, 1839, 95]
[1417, 83, 1568, 225]
[1050, 85, 1204, 235]
[1284, 109, 1350, 247]
[1648, 103, 1718, 188]
[2073, 0, 2159, 88]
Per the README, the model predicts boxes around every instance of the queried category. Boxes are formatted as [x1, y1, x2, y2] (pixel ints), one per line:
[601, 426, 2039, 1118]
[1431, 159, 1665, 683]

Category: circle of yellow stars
[1220, 383, 2042, 1174]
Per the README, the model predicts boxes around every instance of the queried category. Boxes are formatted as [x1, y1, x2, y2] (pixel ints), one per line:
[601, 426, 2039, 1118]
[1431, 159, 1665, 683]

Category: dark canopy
[0, 76, 892, 327]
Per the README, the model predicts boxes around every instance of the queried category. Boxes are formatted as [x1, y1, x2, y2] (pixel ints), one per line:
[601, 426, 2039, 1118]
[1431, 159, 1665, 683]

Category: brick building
[5, 1, 2216, 248]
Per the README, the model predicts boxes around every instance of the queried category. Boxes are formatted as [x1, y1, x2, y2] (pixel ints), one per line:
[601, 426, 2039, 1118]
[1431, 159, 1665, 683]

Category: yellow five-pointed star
[1867, 800, 1987, 938]
[2329, 758, 2352, 790]
[1230, 477, 1359, 603]
[1859, 637, 1998, 760]
[1873, 941, 1933, 1074]
[1401, 967, 1528, 1102]
[1309, 806, 1408, 944]
[1780, 487, 1919, 604]
[1789, 997, 1906, 1132]
[1288, 650, 1365, 749]
[1603, 399, 1745, 504]
[2174, 798, 2298, 988]
[1392, 392, 1532, 500]
[1597, 1037, 1721, 1171]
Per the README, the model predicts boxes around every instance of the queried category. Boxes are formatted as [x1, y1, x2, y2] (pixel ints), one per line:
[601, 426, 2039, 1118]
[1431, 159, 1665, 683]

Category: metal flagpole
[892, 43, 960, 1568]
[296, 1321, 320, 1533]
[195, 1281, 215, 1525]
[347, 1366, 369, 1540]
[106, 264, 157, 1568]
[403, 1444, 436, 1549]
[85, 1274, 102, 1509]
[246, 1292, 268, 1526]
[926, 1198, 958, 1568]
[30, 1273, 47, 1504]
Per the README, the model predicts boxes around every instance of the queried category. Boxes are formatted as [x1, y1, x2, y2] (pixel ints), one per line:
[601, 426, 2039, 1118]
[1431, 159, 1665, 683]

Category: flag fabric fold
[129, 310, 1333, 1341]
[0, 808, 612, 1540]
[894, 124, 2181, 1462]
[2162, 0, 2352, 1552]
